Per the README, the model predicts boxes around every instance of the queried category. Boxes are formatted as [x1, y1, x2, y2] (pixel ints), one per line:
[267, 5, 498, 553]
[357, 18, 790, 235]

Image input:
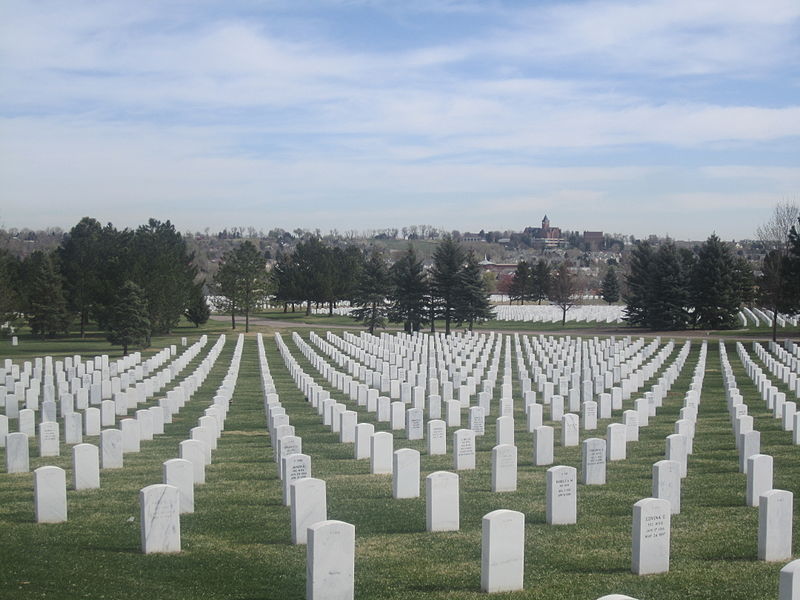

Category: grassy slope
[0, 331, 797, 599]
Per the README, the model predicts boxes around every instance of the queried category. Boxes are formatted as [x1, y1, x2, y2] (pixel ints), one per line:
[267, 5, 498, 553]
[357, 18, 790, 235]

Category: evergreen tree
[272, 250, 302, 313]
[623, 242, 655, 327]
[184, 281, 210, 327]
[454, 251, 494, 331]
[532, 259, 551, 304]
[758, 249, 796, 340]
[351, 251, 391, 334]
[106, 280, 150, 355]
[601, 267, 620, 304]
[0, 250, 21, 334]
[509, 261, 532, 304]
[690, 234, 740, 329]
[548, 262, 580, 325]
[648, 243, 690, 330]
[132, 219, 196, 337]
[292, 237, 331, 315]
[213, 253, 242, 329]
[388, 246, 428, 332]
[328, 246, 362, 314]
[25, 252, 71, 339]
[733, 256, 756, 306]
[214, 241, 269, 333]
[58, 217, 103, 338]
[430, 236, 466, 335]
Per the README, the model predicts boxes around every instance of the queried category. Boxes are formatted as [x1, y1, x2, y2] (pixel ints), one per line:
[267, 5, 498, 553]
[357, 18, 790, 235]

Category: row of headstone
[26, 336, 231, 527]
[3, 335, 227, 475]
[139, 334, 241, 554]
[720, 343, 796, 563]
[736, 342, 798, 437]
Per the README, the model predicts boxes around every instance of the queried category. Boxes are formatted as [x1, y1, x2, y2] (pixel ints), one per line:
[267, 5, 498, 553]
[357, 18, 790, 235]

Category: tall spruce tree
[106, 280, 150, 355]
[454, 251, 493, 331]
[58, 217, 103, 338]
[184, 281, 210, 327]
[601, 267, 620, 304]
[648, 242, 690, 330]
[623, 242, 655, 327]
[430, 236, 466, 335]
[509, 261, 532, 304]
[532, 259, 551, 304]
[214, 241, 269, 333]
[351, 251, 390, 334]
[691, 234, 740, 329]
[25, 252, 71, 339]
[132, 219, 196, 337]
[388, 246, 428, 332]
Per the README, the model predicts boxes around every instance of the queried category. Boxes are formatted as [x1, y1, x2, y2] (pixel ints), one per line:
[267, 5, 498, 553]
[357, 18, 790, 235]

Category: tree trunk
[123, 343, 128, 356]
[306, 300, 311, 315]
[445, 308, 451, 336]
[231, 310, 236, 330]
[328, 301, 333, 316]
[284, 302, 288, 313]
[562, 306, 567, 325]
[80, 309, 88, 339]
[772, 306, 778, 342]
[245, 308, 250, 333]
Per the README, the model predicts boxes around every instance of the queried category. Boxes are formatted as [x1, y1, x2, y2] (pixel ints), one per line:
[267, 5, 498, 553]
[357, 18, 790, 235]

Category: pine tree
[106, 280, 150, 355]
[691, 234, 740, 329]
[623, 242, 654, 327]
[184, 281, 210, 327]
[430, 237, 466, 335]
[454, 251, 494, 331]
[532, 259, 551, 304]
[26, 252, 70, 339]
[601, 267, 620, 304]
[132, 219, 196, 336]
[388, 246, 428, 332]
[509, 261, 532, 304]
[214, 241, 269, 333]
[58, 217, 103, 338]
[648, 243, 690, 330]
[351, 251, 391, 334]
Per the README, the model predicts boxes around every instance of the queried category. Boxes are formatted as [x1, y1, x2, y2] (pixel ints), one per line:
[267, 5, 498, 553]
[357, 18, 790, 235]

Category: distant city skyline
[1, 1, 798, 241]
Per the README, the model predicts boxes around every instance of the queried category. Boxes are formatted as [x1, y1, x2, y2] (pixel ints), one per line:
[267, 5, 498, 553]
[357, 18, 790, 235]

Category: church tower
[542, 215, 550, 230]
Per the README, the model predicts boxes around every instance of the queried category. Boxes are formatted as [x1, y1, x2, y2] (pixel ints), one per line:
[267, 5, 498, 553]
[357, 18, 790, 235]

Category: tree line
[0, 217, 207, 353]
[213, 236, 493, 335]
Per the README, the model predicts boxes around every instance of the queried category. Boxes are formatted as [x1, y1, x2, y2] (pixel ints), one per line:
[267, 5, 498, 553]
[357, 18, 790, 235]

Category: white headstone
[140, 484, 181, 553]
[758, 489, 793, 561]
[354, 423, 374, 460]
[370, 432, 393, 475]
[491, 444, 517, 493]
[747, 454, 774, 508]
[164, 458, 194, 514]
[100, 429, 123, 469]
[392, 448, 420, 499]
[306, 520, 355, 600]
[38, 421, 60, 457]
[631, 497, 670, 575]
[34, 465, 67, 523]
[546, 465, 577, 525]
[179, 439, 207, 484]
[533, 425, 554, 466]
[283, 453, 312, 506]
[5, 432, 30, 473]
[779, 558, 800, 600]
[427, 419, 447, 455]
[582, 438, 606, 485]
[453, 429, 476, 470]
[481, 509, 525, 593]
[652, 460, 681, 514]
[72, 443, 100, 490]
[291, 477, 327, 545]
[426, 471, 459, 532]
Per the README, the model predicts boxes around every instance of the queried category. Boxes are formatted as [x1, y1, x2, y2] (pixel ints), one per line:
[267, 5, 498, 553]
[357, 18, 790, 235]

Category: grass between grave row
[0, 331, 798, 599]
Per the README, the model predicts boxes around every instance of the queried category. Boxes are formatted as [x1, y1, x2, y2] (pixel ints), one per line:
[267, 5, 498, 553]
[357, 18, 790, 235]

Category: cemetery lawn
[0, 331, 798, 599]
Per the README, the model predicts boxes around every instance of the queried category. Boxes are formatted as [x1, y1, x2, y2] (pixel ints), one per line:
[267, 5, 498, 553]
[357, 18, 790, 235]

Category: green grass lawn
[0, 330, 798, 599]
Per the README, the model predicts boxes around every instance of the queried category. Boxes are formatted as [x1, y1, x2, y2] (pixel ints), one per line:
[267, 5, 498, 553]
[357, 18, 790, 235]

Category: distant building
[583, 231, 604, 250]
[524, 215, 565, 248]
[462, 232, 484, 242]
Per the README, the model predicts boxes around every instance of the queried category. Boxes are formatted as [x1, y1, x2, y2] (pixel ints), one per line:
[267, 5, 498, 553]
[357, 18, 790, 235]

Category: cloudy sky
[1, 0, 798, 240]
